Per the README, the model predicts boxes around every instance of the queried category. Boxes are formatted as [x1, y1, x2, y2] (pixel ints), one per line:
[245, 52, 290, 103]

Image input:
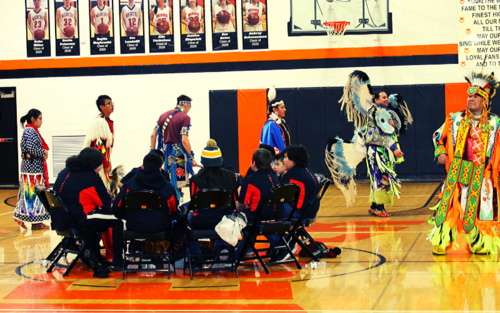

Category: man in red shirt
[83, 95, 115, 190]
[151, 95, 198, 198]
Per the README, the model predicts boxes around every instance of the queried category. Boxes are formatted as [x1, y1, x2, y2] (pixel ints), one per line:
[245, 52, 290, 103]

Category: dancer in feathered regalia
[83, 95, 115, 191]
[429, 71, 500, 255]
[326, 70, 412, 216]
[260, 86, 291, 154]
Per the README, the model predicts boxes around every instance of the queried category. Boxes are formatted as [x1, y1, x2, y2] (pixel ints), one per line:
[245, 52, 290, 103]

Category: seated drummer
[187, 139, 239, 255]
[53, 147, 124, 270]
[274, 144, 319, 262]
[237, 148, 283, 223]
[119, 149, 170, 188]
[214, 148, 284, 259]
[234, 148, 285, 252]
[280, 144, 319, 220]
[113, 152, 178, 234]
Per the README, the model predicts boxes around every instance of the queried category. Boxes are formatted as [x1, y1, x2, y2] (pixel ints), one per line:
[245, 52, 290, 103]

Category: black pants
[81, 211, 124, 264]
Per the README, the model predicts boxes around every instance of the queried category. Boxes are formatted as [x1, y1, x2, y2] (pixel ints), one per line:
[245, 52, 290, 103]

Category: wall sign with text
[242, 0, 268, 50]
[180, 0, 206, 52]
[89, 0, 115, 55]
[211, 0, 237, 51]
[149, 0, 174, 53]
[54, 0, 80, 56]
[120, 0, 145, 54]
[457, 0, 500, 68]
[26, 0, 51, 58]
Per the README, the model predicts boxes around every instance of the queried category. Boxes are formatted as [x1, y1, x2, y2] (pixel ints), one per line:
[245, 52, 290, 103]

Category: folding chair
[236, 184, 301, 274]
[289, 178, 331, 261]
[35, 186, 110, 277]
[183, 188, 238, 280]
[119, 190, 173, 279]
[36, 187, 58, 263]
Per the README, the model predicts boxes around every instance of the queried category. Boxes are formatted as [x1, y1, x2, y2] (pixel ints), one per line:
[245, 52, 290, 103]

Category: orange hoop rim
[323, 21, 350, 28]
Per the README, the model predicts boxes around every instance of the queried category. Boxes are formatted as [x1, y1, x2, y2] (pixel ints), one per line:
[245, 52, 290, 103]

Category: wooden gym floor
[0, 181, 499, 313]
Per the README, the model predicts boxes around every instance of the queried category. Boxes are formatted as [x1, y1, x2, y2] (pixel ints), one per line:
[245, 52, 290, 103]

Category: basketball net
[323, 2, 350, 48]
[324, 21, 350, 48]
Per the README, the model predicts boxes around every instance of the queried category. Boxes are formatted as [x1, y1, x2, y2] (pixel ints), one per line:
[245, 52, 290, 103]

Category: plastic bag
[215, 212, 247, 246]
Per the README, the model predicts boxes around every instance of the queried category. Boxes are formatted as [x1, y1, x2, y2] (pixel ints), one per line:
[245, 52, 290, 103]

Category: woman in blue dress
[14, 109, 50, 230]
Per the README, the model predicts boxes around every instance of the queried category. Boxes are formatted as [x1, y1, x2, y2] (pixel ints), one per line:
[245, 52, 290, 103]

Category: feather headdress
[388, 94, 413, 134]
[267, 85, 284, 112]
[465, 71, 499, 110]
[325, 128, 367, 206]
[339, 70, 374, 128]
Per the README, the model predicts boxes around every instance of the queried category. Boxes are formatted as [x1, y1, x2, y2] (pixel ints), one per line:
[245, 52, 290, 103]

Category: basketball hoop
[324, 21, 350, 48]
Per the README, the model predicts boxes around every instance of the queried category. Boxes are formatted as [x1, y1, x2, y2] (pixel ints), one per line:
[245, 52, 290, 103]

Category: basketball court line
[0, 236, 18, 242]
[0, 308, 305, 313]
[323, 196, 437, 200]
[172, 285, 239, 289]
[318, 186, 439, 217]
[15, 262, 45, 282]
[291, 247, 386, 282]
[72, 284, 117, 288]
[3, 196, 16, 208]
[311, 229, 429, 233]
[371, 233, 421, 310]
[323, 194, 437, 198]
[318, 211, 434, 218]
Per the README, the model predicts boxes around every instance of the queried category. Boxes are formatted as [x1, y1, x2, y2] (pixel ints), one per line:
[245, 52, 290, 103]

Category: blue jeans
[216, 204, 301, 260]
[266, 203, 301, 247]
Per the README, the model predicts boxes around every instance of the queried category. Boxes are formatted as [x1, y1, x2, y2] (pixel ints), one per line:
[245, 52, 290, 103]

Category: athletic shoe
[245, 251, 256, 257]
[474, 247, 491, 255]
[432, 246, 446, 256]
[110, 264, 124, 272]
[14, 219, 27, 230]
[32, 223, 50, 230]
[212, 249, 232, 269]
[273, 245, 298, 262]
[110, 261, 125, 271]
[374, 210, 391, 217]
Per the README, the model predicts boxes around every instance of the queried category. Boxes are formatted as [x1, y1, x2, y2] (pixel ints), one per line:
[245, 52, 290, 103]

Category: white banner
[457, 0, 500, 69]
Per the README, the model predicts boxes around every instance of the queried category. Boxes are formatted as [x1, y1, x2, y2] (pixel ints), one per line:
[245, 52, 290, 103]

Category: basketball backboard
[289, 0, 391, 36]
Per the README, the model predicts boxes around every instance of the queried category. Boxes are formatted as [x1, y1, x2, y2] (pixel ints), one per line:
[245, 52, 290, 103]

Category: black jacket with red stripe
[53, 157, 112, 225]
[238, 168, 282, 222]
[113, 167, 178, 233]
[281, 166, 319, 218]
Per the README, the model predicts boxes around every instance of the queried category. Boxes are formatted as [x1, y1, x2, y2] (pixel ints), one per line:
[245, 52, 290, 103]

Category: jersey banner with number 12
[120, 0, 145, 54]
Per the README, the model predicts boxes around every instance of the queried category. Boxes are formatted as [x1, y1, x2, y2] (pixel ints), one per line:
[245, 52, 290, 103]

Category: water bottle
[304, 261, 317, 274]
[318, 261, 327, 274]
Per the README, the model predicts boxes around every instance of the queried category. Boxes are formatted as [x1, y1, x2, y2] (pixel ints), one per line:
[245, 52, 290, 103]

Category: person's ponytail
[19, 109, 42, 127]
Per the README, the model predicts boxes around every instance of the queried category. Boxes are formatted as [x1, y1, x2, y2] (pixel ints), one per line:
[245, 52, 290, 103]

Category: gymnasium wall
[210, 84, 487, 178]
[0, 0, 470, 182]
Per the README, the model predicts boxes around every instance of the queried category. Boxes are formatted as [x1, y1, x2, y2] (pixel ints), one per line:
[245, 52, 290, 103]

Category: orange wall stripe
[445, 82, 469, 116]
[237, 89, 267, 174]
[0, 44, 458, 71]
